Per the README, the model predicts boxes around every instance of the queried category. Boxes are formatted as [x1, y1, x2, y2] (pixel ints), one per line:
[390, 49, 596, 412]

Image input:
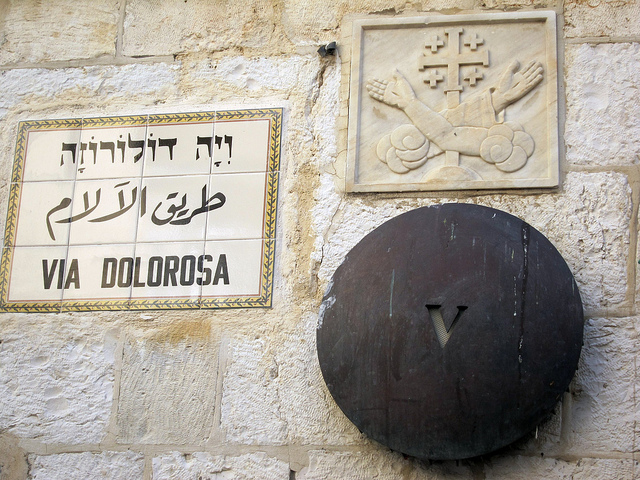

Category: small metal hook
[317, 41, 337, 57]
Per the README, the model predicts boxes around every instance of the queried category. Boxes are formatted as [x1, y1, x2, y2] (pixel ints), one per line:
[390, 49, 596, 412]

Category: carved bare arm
[366, 70, 417, 109]
[491, 60, 544, 114]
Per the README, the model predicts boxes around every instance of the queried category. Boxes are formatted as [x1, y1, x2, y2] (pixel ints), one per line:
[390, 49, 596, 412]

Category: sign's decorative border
[0, 108, 283, 312]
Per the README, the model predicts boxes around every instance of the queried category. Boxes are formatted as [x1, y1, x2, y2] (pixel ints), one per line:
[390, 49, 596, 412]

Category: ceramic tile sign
[345, 12, 558, 192]
[0, 109, 283, 312]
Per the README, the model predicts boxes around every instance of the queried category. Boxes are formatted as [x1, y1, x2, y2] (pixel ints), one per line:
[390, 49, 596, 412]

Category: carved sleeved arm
[402, 99, 488, 155]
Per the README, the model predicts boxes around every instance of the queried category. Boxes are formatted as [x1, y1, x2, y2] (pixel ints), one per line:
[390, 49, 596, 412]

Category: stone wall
[0, 0, 638, 479]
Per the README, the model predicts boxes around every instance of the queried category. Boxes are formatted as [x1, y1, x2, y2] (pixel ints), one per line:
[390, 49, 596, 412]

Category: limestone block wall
[0, 0, 638, 479]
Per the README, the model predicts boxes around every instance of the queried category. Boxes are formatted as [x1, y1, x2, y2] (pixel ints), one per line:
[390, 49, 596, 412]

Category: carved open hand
[366, 70, 417, 110]
[493, 60, 544, 112]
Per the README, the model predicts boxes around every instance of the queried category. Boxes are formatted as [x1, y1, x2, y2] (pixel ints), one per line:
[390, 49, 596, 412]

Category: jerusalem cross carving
[345, 12, 559, 192]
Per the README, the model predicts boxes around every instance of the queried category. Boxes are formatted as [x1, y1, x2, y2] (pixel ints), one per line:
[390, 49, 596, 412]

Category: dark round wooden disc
[317, 203, 583, 460]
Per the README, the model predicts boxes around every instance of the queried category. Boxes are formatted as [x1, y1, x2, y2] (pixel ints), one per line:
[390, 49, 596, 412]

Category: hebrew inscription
[346, 12, 558, 191]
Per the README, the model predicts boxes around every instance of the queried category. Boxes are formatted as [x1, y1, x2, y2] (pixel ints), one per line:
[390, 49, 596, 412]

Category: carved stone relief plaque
[345, 12, 558, 192]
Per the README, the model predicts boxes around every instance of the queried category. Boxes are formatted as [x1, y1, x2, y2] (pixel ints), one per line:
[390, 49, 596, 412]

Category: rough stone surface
[220, 337, 288, 445]
[120, 0, 564, 56]
[0, 0, 120, 65]
[28, 451, 144, 480]
[178, 55, 320, 102]
[485, 456, 635, 479]
[565, 43, 640, 166]
[123, 0, 280, 57]
[283, 0, 558, 46]
[117, 323, 217, 445]
[0, 64, 180, 121]
[480, 173, 631, 313]
[316, 172, 631, 312]
[565, 0, 640, 38]
[0, 318, 116, 444]
[563, 316, 639, 454]
[209, 318, 363, 448]
[276, 313, 363, 445]
[152, 451, 290, 480]
[281, 0, 342, 46]
[0, 433, 28, 480]
[298, 449, 475, 479]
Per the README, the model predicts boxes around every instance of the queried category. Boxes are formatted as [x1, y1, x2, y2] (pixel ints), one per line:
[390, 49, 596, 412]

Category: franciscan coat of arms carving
[345, 12, 558, 192]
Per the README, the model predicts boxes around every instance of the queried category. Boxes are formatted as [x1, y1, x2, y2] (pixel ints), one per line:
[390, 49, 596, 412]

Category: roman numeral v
[426, 304, 468, 348]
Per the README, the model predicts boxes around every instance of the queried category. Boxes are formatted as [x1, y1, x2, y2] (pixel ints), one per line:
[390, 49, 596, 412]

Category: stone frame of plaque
[342, 11, 559, 192]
